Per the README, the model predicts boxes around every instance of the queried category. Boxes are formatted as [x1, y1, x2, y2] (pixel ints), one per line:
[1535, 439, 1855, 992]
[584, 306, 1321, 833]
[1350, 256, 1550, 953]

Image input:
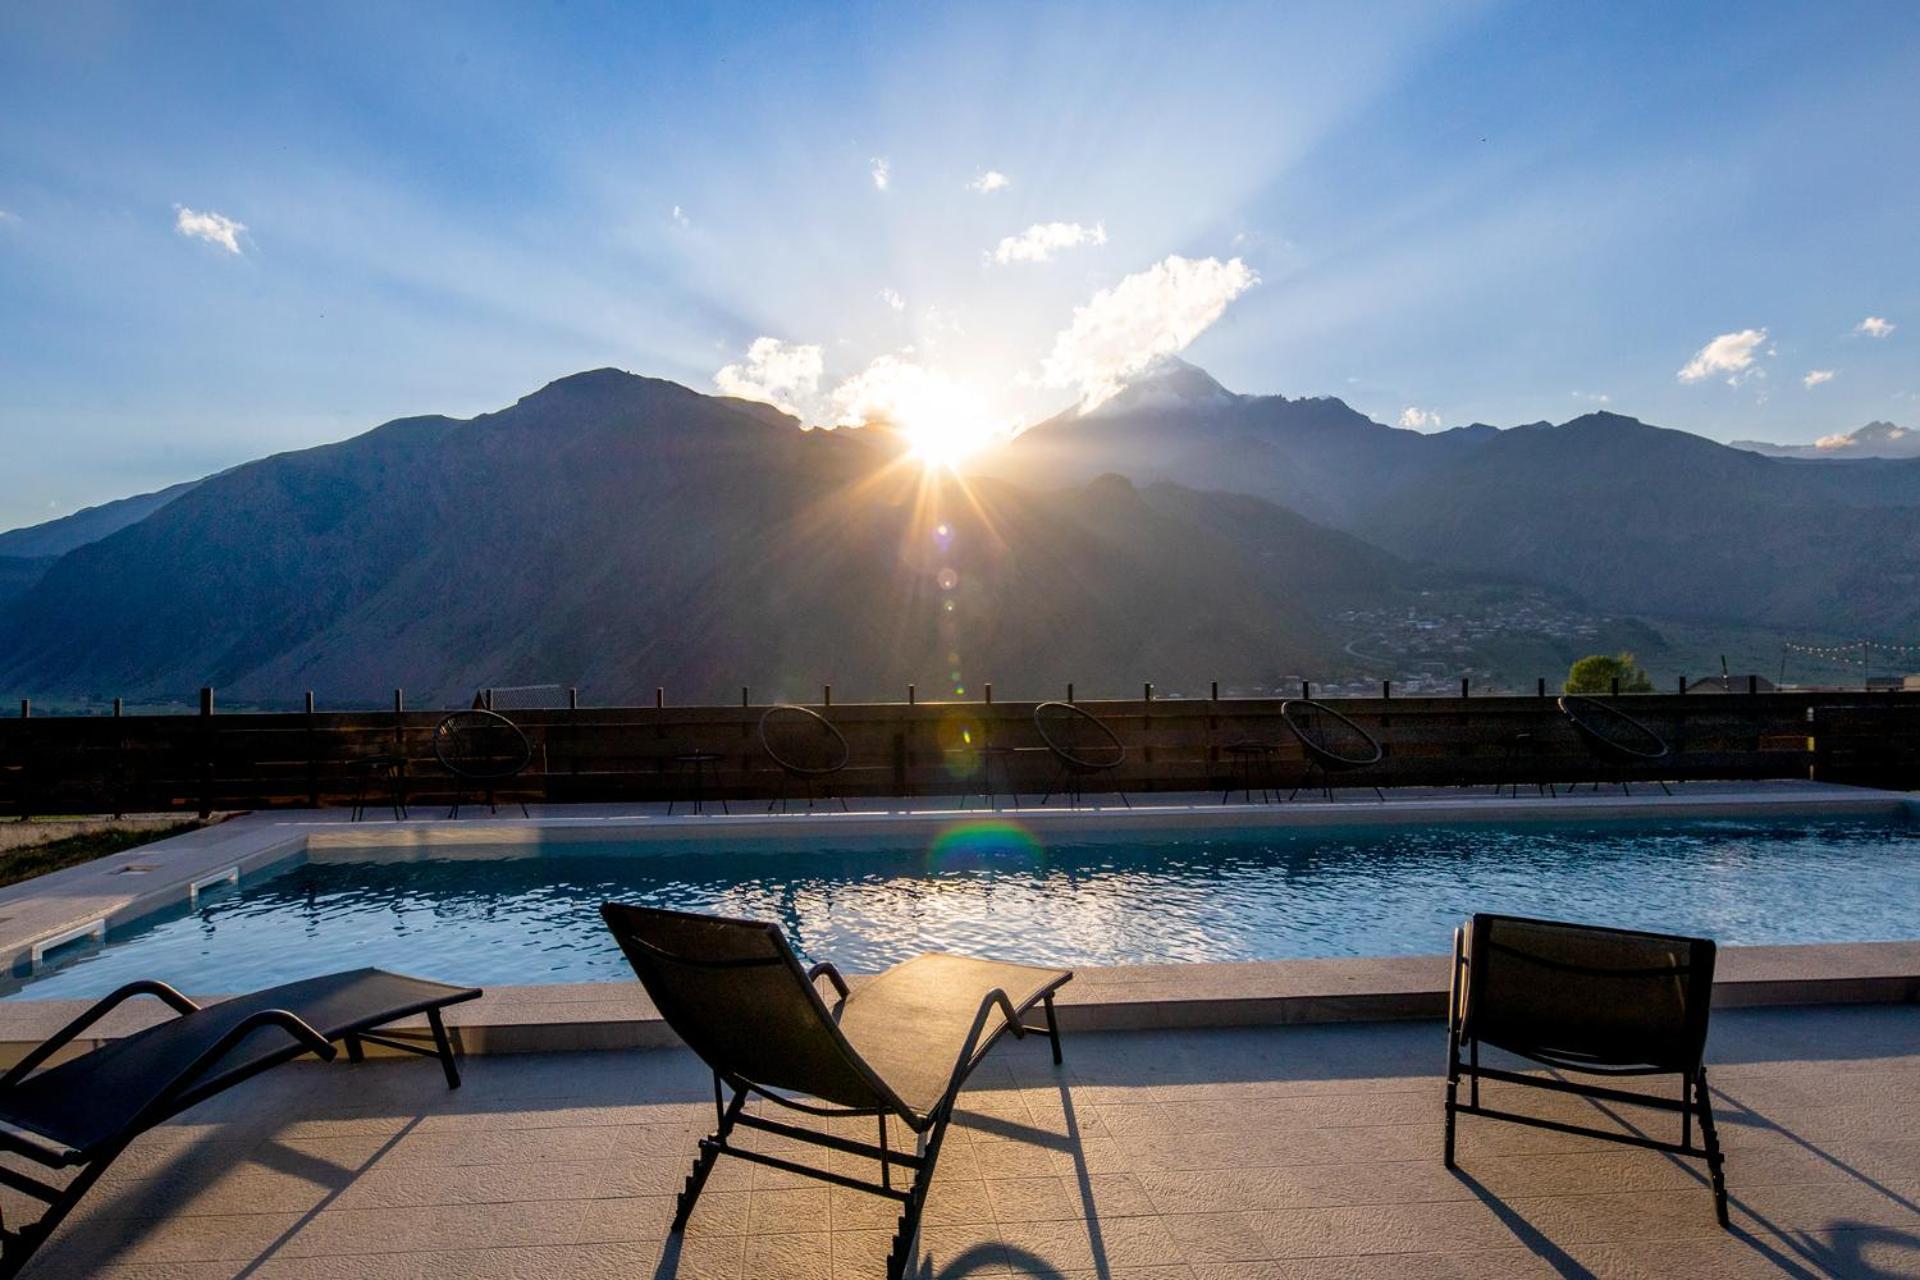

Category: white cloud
[870, 158, 890, 191]
[713, 337, 824, 417]
[966, 170, 1010, 194]
[1040, 254, 1259, 412]
[670, 204, 690, 228]
[829, 352, 1011, 463]
[1857, 315, 1896, 338]
[992, 221, 1107, 265]
[1677, 328, 1768, 385]
[879, 288, 905, 311]
[1803, 369, 1836, 389]
[1571, 390, 1611, 404]
[1398, 407, 1443, 430]
[0, 210, 17, 225]
[174, 205, 246, 254]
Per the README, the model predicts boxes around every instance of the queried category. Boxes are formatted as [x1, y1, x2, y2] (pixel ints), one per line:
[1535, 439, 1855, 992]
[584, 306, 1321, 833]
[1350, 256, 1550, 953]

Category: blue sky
[2, 1, 1916, 530]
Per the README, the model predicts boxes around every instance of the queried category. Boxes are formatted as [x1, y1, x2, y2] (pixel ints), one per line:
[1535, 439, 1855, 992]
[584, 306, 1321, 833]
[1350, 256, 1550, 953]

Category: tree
[1565, 651, 1654, 694]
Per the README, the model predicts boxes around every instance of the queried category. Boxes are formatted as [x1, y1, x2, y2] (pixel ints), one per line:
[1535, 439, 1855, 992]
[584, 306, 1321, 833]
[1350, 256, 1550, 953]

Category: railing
[2, 686, 1914, 818]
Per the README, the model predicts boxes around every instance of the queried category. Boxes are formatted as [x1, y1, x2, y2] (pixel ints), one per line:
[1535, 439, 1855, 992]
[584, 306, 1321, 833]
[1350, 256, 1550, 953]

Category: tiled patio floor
[15, 1005, 1920, 1278]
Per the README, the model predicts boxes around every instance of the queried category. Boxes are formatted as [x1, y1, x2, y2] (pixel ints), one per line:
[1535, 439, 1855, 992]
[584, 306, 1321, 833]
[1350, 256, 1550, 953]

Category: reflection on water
[12, 816, 1918, 999]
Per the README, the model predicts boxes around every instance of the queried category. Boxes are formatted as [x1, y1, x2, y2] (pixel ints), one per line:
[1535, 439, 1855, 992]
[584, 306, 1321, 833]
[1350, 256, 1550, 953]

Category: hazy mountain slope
[1361, 413, 1920, 632]
[987, 358, 1497, 524]
[0, 478, 202, 558]
[0, 369, 1403, 704]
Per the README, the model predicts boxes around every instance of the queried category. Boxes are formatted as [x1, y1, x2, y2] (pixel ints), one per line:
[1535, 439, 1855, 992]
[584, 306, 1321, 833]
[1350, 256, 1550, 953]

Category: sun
[833, 356, 1012, 470]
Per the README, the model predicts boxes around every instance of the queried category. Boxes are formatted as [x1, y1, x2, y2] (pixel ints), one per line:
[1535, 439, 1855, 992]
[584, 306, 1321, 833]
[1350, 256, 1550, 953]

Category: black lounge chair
[0, 968, 479, 1278]
[758, 704, 851, 813]
[600, 903, 1070, 1280]
[434, 708, 535, 817]
[1557, 695, 1672, 795]
[1445, 914, 1728, 1226]
[1034, 701, 1128, 808]
[1280, 699, 1385, 801]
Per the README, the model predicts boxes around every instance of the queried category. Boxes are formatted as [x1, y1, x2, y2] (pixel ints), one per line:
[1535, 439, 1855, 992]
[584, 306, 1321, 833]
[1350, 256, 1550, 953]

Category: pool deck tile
[10, 1003, 1918, 1278]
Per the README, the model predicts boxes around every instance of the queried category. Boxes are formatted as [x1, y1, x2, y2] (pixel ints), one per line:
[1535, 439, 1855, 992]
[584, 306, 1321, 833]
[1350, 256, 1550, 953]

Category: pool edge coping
[0, 940, 1915, 1066]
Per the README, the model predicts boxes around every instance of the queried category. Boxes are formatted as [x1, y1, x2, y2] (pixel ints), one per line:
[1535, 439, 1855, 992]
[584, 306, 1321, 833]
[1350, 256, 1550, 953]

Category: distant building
[1685, 674, 1777, 694]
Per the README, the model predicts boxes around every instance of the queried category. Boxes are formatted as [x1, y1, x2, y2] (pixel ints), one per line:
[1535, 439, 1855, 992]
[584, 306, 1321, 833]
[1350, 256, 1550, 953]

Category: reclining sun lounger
[1445, 913, 1728, 1225]
[0, 968, 480, 1278]
[601, 903, 1071, 1280]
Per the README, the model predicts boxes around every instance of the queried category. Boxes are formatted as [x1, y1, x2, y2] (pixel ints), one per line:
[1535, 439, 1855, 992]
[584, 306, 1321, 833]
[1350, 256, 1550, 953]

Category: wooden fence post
[305, 690, 318, 809]
[198, 686, 214, 819]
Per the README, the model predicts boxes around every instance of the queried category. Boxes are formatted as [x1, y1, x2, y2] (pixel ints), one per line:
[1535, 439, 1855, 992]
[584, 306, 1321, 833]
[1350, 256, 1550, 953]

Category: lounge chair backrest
[600, 903, 896, 1113]
[1463, 914, 1714, 1072]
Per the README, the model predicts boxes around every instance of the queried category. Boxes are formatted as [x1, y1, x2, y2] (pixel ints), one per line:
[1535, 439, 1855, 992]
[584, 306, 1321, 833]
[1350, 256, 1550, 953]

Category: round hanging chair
[1279, 700, 1384, 771]
[758, 705, 851, 777]
[758, 704, 851, 813]
[433, 709, 534, 818]
[1033, 701, 1125, 772]
[1556, 696, 1669, 764]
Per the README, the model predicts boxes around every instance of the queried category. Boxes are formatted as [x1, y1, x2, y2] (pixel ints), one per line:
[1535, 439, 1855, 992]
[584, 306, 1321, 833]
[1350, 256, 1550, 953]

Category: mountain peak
[1086, 357, 1238, 416]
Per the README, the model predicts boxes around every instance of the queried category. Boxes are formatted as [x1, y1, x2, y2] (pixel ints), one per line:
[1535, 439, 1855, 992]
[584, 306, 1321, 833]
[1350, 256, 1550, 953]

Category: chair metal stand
[766, 771, 849, 814]
[1495, 733, 1555, 798]
[1286, 755, 1385, 803]
[1039, 759, 1130, 809]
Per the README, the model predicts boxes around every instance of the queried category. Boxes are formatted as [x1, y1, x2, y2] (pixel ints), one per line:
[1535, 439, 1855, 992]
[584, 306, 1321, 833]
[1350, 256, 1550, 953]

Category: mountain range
[3, 362, 1914, 706]
[1731, 420, 1920, 461]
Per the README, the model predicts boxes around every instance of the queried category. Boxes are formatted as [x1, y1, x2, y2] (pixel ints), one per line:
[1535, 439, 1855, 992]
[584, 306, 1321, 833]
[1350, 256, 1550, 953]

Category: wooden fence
[1, 690, 1915, 818]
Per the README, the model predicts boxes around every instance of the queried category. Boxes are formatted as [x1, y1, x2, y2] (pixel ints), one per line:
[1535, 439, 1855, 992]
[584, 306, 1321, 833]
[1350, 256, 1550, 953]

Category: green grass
[0, 821, 209, 890]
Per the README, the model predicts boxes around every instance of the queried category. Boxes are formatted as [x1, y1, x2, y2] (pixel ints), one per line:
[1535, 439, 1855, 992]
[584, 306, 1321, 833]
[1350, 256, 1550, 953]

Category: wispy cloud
[1398, 406, 1443, 430]
[670, 204, 690, 229]
[1041, 254, 1258, 412]
[174, 205, 246, 254]
[870, 158, 890, 191]
[0, 210, 17, 225]
[992, 221, 1107, 265]
[1677, 328, 1767, 385]
[878, 287, 905, 311]
[966, 170, 1010, 194]
[1857, 315, 1896, 338]
[713, 337, 823, 417]
[1571, 390, 1611, 404]
[1802, 369, 1836, 389]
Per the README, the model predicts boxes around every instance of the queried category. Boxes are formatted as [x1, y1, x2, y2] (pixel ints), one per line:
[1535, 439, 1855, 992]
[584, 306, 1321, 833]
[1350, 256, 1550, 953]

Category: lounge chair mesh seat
[602, 903, 1070, 1280]
[1446, 914, 1728, 1225]
[0, 968, 479, 1278]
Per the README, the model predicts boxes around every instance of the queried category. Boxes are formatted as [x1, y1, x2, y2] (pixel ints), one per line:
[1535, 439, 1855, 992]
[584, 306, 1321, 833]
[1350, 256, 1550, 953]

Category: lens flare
[926, 818, 1045, 870]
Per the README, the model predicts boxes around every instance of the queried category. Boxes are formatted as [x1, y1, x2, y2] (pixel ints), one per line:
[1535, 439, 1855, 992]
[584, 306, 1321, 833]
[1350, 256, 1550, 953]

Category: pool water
[11, 815, 1919, 998]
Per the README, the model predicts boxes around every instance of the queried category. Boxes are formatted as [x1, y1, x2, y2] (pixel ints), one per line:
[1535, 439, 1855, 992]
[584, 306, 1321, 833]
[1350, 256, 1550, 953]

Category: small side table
[352, 755, 408, 822]
[1221, 742, 1278, 805]
[962, 745, 1022, 810]
[669, 752, 728, 815]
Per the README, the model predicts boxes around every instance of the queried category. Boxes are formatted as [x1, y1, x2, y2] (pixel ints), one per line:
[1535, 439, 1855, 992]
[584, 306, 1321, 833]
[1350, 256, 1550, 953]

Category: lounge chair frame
[602, 904, 1068, 1280]
[0, 970, 478, 1278]
[1444, 913, 1728, 1226]
[1034, 701, 1129, 808]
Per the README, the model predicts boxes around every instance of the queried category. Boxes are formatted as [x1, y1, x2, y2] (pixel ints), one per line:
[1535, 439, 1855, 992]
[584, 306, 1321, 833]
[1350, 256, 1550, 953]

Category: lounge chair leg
[344, 1033, 365, 1064]
[675, 1086, 747, 1233]
[1043, 993, 1063, 1065]
[427, 1009, 461, 1089]
[889, 1108, 953, 1280]
[1695, 1068, 1730, 1228]
[1443, 930, 1464, 1169]
[0, 1145, 116, 1280]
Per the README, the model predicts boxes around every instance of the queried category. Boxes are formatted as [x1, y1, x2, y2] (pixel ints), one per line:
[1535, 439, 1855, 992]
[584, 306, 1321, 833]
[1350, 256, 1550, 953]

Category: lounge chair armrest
[144, 1008, 339, 1124]
[2, 980, 201, 1088]
[806, 962, 850, 1000]
[933, 988, 1026, 1109]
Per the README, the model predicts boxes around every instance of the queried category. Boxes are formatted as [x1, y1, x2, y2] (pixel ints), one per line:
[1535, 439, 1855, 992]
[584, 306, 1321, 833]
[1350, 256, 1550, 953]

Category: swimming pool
[10, 813, 1918, 999]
